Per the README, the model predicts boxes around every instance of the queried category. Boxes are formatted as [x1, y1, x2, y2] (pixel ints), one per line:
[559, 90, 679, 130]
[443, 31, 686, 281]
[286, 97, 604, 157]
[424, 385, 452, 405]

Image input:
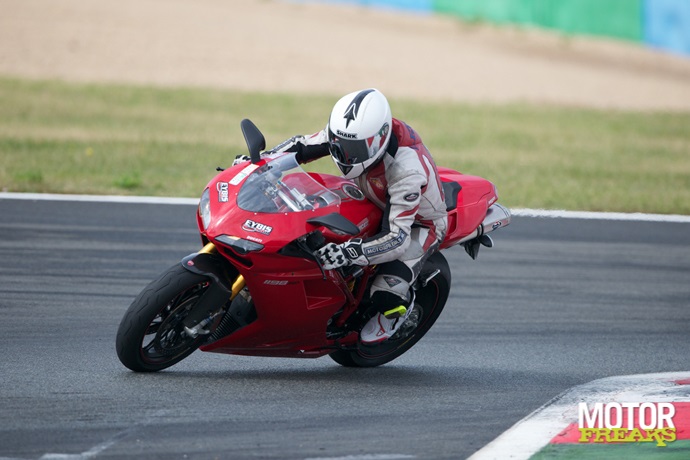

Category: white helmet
[327, 89, 392, 180]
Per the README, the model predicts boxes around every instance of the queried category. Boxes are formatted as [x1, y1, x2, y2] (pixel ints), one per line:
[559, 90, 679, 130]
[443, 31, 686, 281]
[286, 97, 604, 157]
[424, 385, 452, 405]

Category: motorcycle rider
[242, 89, 448, 344]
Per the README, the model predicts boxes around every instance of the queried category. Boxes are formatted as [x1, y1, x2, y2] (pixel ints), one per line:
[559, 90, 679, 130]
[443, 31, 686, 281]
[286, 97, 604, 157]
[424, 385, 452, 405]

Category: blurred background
[300, 0, 690, 56]
[1, 0, 689, 213]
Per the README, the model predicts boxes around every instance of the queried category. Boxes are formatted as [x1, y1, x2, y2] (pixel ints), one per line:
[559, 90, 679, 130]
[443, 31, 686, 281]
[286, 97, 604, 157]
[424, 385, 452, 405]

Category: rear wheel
[116, 264, 213, 372]
[329, 252, 451, 367]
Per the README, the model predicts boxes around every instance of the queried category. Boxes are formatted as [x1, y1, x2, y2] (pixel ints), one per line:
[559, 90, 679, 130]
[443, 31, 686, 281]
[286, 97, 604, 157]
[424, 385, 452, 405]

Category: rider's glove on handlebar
[316, 239, 369, 270]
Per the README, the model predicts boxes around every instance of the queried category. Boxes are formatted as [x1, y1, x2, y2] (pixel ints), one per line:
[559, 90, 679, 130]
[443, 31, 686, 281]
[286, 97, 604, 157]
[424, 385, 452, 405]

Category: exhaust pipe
[480, 203, 511, 235]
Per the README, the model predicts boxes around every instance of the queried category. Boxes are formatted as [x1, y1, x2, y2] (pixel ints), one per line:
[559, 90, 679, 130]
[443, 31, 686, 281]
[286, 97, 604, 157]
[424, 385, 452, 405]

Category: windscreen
[236, 153, 340, 213]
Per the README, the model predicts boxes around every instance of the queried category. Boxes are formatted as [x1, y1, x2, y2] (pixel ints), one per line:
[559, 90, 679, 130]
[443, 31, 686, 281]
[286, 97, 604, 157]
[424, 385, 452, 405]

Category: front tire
[329, 252, 451, 368]
[116, 264, 212, 372]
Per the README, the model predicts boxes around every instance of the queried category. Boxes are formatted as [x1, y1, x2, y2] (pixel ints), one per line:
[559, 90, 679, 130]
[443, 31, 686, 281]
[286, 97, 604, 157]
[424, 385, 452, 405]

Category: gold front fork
[199, 242, 245, 301]
[230, 275, 246, 301]
[199, 242, 217, 254]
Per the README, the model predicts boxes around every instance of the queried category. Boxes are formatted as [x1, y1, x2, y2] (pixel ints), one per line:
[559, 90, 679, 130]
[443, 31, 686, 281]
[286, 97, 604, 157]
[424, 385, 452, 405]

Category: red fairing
[438, 167, 498, 249]
[196, 155, 382, 357]
[194, 152, 499, 358]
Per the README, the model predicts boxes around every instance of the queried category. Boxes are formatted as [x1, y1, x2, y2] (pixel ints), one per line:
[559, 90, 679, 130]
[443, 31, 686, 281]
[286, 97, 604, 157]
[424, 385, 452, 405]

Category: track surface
[1, 199, 689, 459]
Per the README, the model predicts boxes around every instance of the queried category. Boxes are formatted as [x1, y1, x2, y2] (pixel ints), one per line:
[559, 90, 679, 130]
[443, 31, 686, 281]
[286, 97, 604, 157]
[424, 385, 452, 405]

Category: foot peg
[463, 234, 493, 260]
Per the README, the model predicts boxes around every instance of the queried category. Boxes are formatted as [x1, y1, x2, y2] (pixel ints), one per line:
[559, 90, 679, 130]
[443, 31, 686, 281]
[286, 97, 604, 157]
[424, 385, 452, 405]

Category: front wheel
[116, 264, 213, 372]
[329, 252, 451, 368]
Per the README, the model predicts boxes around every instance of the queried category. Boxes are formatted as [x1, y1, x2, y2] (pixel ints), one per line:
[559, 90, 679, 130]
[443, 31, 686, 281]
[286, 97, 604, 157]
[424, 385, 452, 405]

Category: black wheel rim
[389, 304, 423, 341]
[139, 283, 208, 365]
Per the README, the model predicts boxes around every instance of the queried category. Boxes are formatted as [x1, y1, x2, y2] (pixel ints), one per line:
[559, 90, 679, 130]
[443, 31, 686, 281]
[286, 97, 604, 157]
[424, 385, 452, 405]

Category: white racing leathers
[283, 119, 449, 310]
[354, 119, 447, 309]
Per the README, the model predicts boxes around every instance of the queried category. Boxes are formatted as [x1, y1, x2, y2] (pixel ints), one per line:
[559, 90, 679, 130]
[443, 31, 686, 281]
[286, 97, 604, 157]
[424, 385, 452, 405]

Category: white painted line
[511, 208, 690, 223]
[0, 192, 198, 205]
[39, 437, 116, 459]
[1, 193, 689, 223]
[35, 428, 134, 460]
[468, 372, 690, 460]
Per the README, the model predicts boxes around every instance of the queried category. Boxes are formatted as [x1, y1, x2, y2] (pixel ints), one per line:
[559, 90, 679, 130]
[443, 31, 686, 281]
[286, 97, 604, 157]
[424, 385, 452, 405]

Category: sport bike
[116, 119, 511, 371]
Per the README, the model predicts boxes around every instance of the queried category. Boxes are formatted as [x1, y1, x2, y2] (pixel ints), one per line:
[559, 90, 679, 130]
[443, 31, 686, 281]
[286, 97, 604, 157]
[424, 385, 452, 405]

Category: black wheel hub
[140, 287, 206, 364]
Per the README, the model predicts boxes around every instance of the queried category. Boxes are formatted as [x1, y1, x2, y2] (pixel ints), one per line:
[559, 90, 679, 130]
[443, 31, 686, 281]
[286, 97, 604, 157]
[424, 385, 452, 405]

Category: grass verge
[1, 77, 688, 214]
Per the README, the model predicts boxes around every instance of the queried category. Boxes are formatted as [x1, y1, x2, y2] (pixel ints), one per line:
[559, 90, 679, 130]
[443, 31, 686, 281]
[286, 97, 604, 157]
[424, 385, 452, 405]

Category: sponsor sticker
[229, 163, 259, 186]
[336, 129, 357, 139]
[369, 177, 385, 190]
[404, 192, 420, 202]
[383, 275, 402, 288]
[245, 234, 263, 243]
[363, 230, 407, 256]
[217, 182, 229, 202]
[242, 219, 273, 235]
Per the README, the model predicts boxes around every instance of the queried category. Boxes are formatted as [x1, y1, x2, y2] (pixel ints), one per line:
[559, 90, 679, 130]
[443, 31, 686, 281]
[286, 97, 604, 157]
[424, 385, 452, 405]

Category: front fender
[181, 248, 239, 294]
[180, 245, 243, 329]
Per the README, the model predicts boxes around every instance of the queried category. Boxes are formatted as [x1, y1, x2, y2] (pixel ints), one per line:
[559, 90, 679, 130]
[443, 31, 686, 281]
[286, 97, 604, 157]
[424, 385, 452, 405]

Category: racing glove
[316, 239, 369, 270]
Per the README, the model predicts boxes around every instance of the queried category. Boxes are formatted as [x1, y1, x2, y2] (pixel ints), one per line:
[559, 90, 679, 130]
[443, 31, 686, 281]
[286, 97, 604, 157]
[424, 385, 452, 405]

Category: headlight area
[199, 188, 212, 230]
[215, 235, 264, 255]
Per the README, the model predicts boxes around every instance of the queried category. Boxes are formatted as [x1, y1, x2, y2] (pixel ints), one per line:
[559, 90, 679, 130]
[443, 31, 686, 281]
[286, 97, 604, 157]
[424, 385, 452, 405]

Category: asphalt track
[1, 197, 689, 460]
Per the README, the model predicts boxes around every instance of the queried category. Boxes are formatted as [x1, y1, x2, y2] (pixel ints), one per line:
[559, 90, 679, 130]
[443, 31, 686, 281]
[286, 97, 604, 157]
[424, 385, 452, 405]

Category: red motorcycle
[116, 120, 511, 371]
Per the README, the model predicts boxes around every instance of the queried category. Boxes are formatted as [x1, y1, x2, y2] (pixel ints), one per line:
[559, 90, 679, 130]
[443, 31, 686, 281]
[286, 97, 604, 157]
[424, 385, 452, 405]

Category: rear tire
[329, 252, 451, 368]
[116, 264, 212, 372]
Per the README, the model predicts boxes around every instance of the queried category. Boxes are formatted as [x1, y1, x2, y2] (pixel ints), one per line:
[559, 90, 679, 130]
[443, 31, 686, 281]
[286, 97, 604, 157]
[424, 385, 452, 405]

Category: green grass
[1, 76, 689, 214]
[532, 440, 690, 459]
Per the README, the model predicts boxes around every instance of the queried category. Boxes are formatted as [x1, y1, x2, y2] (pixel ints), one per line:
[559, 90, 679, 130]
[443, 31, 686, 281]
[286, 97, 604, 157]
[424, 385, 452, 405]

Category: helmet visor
[328, 128, 372, 167]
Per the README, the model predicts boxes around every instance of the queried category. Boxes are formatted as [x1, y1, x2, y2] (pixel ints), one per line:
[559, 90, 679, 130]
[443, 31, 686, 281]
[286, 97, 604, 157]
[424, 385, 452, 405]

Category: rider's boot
[360, 290, 415, 344]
